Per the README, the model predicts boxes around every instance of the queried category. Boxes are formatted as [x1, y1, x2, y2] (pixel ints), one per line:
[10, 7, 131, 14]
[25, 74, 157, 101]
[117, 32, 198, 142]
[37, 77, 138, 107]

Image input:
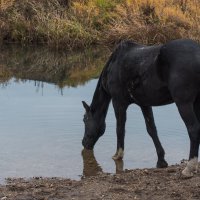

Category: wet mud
[0, 161, 199, 200]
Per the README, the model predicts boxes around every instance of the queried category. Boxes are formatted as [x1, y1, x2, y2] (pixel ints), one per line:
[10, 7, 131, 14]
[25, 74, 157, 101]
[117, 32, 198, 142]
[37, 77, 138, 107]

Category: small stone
[1, 197, 7, 200]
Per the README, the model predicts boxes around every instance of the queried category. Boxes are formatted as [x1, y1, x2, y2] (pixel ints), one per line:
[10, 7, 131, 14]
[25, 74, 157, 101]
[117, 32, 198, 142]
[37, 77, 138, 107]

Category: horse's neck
[90, 81, 111, 121]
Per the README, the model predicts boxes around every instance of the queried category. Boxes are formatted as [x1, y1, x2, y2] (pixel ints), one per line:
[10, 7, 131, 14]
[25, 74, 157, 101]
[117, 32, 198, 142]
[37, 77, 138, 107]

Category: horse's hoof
[182, 167, 193, 178]
[112, 154, 123, 160]
[112, 148, 124, 160]
[181, 157, 198, 178]
[112, 153, 117, 160]
[157, 159, 168, 168]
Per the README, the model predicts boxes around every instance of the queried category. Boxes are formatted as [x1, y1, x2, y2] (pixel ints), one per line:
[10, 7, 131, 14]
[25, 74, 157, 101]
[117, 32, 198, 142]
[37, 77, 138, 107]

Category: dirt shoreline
[0, 162, 199, 200]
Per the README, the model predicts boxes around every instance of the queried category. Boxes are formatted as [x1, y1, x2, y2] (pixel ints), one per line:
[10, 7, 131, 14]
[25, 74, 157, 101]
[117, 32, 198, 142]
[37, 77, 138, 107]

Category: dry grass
[0, 0, 200, 49]
[103, 0, 200, 45]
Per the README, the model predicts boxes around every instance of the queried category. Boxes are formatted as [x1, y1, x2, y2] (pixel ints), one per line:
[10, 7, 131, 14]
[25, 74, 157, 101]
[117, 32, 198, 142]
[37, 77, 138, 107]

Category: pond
[0, 45, 191, 183]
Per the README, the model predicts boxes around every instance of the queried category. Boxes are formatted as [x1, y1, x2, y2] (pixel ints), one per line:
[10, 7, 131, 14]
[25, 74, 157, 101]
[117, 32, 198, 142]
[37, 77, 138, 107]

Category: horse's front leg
[141, 106, 168, 168]
[112, 100, 128, 160]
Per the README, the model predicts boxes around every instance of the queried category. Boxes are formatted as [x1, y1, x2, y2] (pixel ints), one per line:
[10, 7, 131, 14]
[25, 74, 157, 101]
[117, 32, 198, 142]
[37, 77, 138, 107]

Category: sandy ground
[0, 162, 199, 200]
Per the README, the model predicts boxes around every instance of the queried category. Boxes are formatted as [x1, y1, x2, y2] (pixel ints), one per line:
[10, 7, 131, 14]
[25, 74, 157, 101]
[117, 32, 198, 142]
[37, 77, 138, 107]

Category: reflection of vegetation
[61, 64, 102, 88]
[0, 45, 109, 88]
[0, 64, 11, 83]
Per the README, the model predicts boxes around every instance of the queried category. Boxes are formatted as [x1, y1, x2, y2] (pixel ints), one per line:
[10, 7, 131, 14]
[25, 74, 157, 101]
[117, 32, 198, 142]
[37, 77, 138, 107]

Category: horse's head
[82, 101, 106, 149]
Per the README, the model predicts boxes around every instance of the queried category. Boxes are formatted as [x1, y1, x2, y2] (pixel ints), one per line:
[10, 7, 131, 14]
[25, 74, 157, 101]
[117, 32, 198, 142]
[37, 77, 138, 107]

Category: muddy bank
[0, 162, 199, 200]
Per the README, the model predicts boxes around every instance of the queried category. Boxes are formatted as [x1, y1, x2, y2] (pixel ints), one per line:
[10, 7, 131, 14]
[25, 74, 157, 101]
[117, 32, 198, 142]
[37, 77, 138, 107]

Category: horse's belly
[129, 86, 173, 106]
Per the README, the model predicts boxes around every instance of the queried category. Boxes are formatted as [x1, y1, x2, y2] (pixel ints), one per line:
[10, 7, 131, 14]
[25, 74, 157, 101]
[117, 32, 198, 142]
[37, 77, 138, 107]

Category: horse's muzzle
[82, 138, 94, 150]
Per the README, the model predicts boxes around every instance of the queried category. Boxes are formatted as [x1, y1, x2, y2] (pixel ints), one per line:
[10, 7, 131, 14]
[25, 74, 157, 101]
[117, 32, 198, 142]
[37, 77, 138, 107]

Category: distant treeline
[0, 0, 199, 49]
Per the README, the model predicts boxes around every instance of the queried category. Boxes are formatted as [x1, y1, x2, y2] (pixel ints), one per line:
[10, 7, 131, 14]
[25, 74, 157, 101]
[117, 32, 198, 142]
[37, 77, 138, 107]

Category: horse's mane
[118, 40, 141, 48]
[90, 40, 142, 111]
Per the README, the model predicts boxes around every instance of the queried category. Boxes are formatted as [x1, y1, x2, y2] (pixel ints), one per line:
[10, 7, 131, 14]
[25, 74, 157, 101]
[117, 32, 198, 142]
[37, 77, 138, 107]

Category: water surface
[0, 45, 193, 182]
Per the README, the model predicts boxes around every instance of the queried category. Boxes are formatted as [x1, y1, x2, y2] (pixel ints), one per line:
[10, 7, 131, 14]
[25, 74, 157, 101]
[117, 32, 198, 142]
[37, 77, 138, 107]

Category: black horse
[82, 39, 200, 177]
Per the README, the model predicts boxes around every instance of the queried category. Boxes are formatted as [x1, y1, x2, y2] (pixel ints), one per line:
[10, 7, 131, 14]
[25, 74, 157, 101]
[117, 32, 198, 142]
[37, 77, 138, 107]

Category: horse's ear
[82, 101, 90, 112]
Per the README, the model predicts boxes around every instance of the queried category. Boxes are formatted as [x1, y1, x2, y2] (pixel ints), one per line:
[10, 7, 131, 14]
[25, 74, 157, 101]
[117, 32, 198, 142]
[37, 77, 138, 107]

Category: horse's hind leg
[192, 94, 200, 171]
[141, 106, 168, 168]
[194, 93, 200, 123]
[176, 102, 200, 177]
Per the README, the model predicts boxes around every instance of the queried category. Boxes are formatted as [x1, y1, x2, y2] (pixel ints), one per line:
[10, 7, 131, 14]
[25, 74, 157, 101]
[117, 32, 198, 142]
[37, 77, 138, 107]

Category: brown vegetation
[0, 0, 200, 49]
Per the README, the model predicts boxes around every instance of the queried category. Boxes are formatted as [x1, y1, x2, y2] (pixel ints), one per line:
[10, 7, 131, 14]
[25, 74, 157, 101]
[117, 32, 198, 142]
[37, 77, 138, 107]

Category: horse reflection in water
[81, 149, 124, 178]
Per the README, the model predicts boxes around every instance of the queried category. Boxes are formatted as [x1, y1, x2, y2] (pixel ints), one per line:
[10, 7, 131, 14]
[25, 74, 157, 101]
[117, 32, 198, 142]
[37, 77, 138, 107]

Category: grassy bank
[0, 0, 200, 49]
